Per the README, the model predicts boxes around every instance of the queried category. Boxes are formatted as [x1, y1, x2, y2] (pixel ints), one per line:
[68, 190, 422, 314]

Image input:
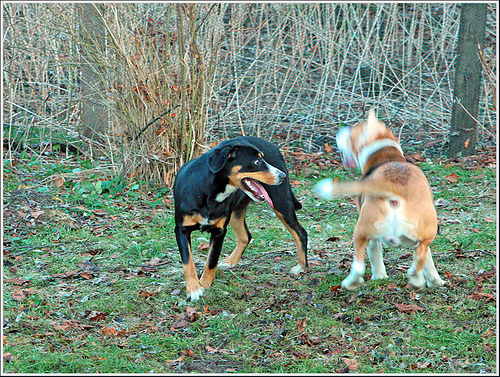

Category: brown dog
[317, 110, 445, 291]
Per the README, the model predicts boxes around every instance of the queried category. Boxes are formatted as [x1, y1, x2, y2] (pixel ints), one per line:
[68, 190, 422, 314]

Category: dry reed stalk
[74, 3, 228, 186]
[3, 3, 496, 186]
[207, 3, 496, 152]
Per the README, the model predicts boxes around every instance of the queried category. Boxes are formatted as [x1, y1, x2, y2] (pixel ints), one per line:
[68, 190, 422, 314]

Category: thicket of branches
[2, 3, 497, 186]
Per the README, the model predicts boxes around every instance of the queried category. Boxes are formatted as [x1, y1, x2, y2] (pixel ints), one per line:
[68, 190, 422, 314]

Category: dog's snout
[276, 169, 286, 184]
[265, 162, 286, 185]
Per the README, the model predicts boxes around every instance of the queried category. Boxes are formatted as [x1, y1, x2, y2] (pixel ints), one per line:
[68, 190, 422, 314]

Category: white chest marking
[215, 184, 238, 202]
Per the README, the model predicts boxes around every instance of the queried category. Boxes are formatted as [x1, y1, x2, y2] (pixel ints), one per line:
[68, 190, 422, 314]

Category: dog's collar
[357, 138, 403, 170]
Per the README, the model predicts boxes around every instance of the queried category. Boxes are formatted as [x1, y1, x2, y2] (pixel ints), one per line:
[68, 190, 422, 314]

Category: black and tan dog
[317, 110, 445, 291]
[174, 136, 308, 301]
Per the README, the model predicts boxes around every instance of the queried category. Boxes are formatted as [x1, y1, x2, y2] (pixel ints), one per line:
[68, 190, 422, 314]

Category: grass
[2, 151, 497, 373]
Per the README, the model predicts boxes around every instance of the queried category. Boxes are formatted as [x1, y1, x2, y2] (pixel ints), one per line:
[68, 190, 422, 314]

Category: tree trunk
[78, 3, 108, 157]
[447, 3, 487, 157]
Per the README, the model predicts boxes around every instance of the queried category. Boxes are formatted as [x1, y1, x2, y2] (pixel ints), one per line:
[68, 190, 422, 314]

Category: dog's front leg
[175, 225, 204, 301]
[367, 239, 388, 280]
[342, 236, 369, 291]
[200, 227, 227, 290]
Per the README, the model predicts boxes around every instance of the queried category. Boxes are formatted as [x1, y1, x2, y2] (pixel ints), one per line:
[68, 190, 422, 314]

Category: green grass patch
[3, 154, 496, 373]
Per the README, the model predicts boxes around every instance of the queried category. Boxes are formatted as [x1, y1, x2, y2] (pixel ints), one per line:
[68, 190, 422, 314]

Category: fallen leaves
[99, 326, 127, 338]
[325, 236, 340, 242]
[205, 345, 232, 354]
[393, 303, 425, 314]
[3, 353, 15, 362]
[50, 260, 99, 281]
[53, 175, 65, 189]
[170, 318, 189, 330]
[30, 210, 45, 219]
[85, 310, 108, 322]
[144, 256, 162, 266]
[166, 349, 194, 365]
[2, 146, 496, 375]
[11, 290, 26, 302]
[324, 143, 334, 153]
[465, 292, 496, 303]
[295, 318, 307, 333]
[343, 357, 359, 371]
[444, 172, 459, 183]
[474, 267, 496, 284]
[170, 306, 203, 331]
[53, 320, 95, 332]
[481, 328, 495, 339]
[482, 344, 493, 353]
[329, 285, 341, 293]
[386, 283, 400, 291]
[186, 306, 199, 322]
[11, 287, 38, 302]
[139, 286, 162, 298]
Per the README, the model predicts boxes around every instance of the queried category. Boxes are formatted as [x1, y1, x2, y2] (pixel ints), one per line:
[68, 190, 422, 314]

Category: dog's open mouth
[241, 178, 274, 208]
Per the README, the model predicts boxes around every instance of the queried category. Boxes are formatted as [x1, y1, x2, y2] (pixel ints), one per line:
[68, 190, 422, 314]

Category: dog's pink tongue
[248, 179, 274, 208]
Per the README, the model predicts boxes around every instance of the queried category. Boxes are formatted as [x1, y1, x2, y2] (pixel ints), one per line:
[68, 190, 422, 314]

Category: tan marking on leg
[274, 210, 307, 273]
[407, 241, 430, 290]
[182, 244, 203, 297]
[200, 241, 219, 289]
[183, 214, 207, 227]
[221, 210, 249, 267]
[199, 265, 216, 289]
[414, 241, 429, 271]
[199, 218, 227, 287]
[209, 216, 227, 229]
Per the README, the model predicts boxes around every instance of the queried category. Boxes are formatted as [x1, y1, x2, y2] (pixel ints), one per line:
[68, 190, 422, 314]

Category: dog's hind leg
[273, 208, 308, 275]
[407, 240, 432, 290]
[342, 236, 368, 290]
[219, 198, 252, 269]
[175, 225, 204, 301]
[422, 247, 445, 288]
[367, 239, 388, 280]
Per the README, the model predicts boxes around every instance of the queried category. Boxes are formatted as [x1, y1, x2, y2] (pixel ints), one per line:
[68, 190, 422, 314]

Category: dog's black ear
[208, 145, 236, 173]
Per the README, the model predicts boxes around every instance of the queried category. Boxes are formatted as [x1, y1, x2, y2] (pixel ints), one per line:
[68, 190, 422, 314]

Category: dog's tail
[291, 191, 303, 210]
[315, 178, 400, 200]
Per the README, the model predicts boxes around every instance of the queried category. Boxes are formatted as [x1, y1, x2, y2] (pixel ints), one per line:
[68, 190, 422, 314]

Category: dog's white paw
[423, 268, 445, 288]
[341, 275, 365, 291]
[371, 272, 388, 280]
[407, 267, 426, 290]
[426, 276, 445, 288]
[290, 264, 305, 275]
[187, 287, 205, 301]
